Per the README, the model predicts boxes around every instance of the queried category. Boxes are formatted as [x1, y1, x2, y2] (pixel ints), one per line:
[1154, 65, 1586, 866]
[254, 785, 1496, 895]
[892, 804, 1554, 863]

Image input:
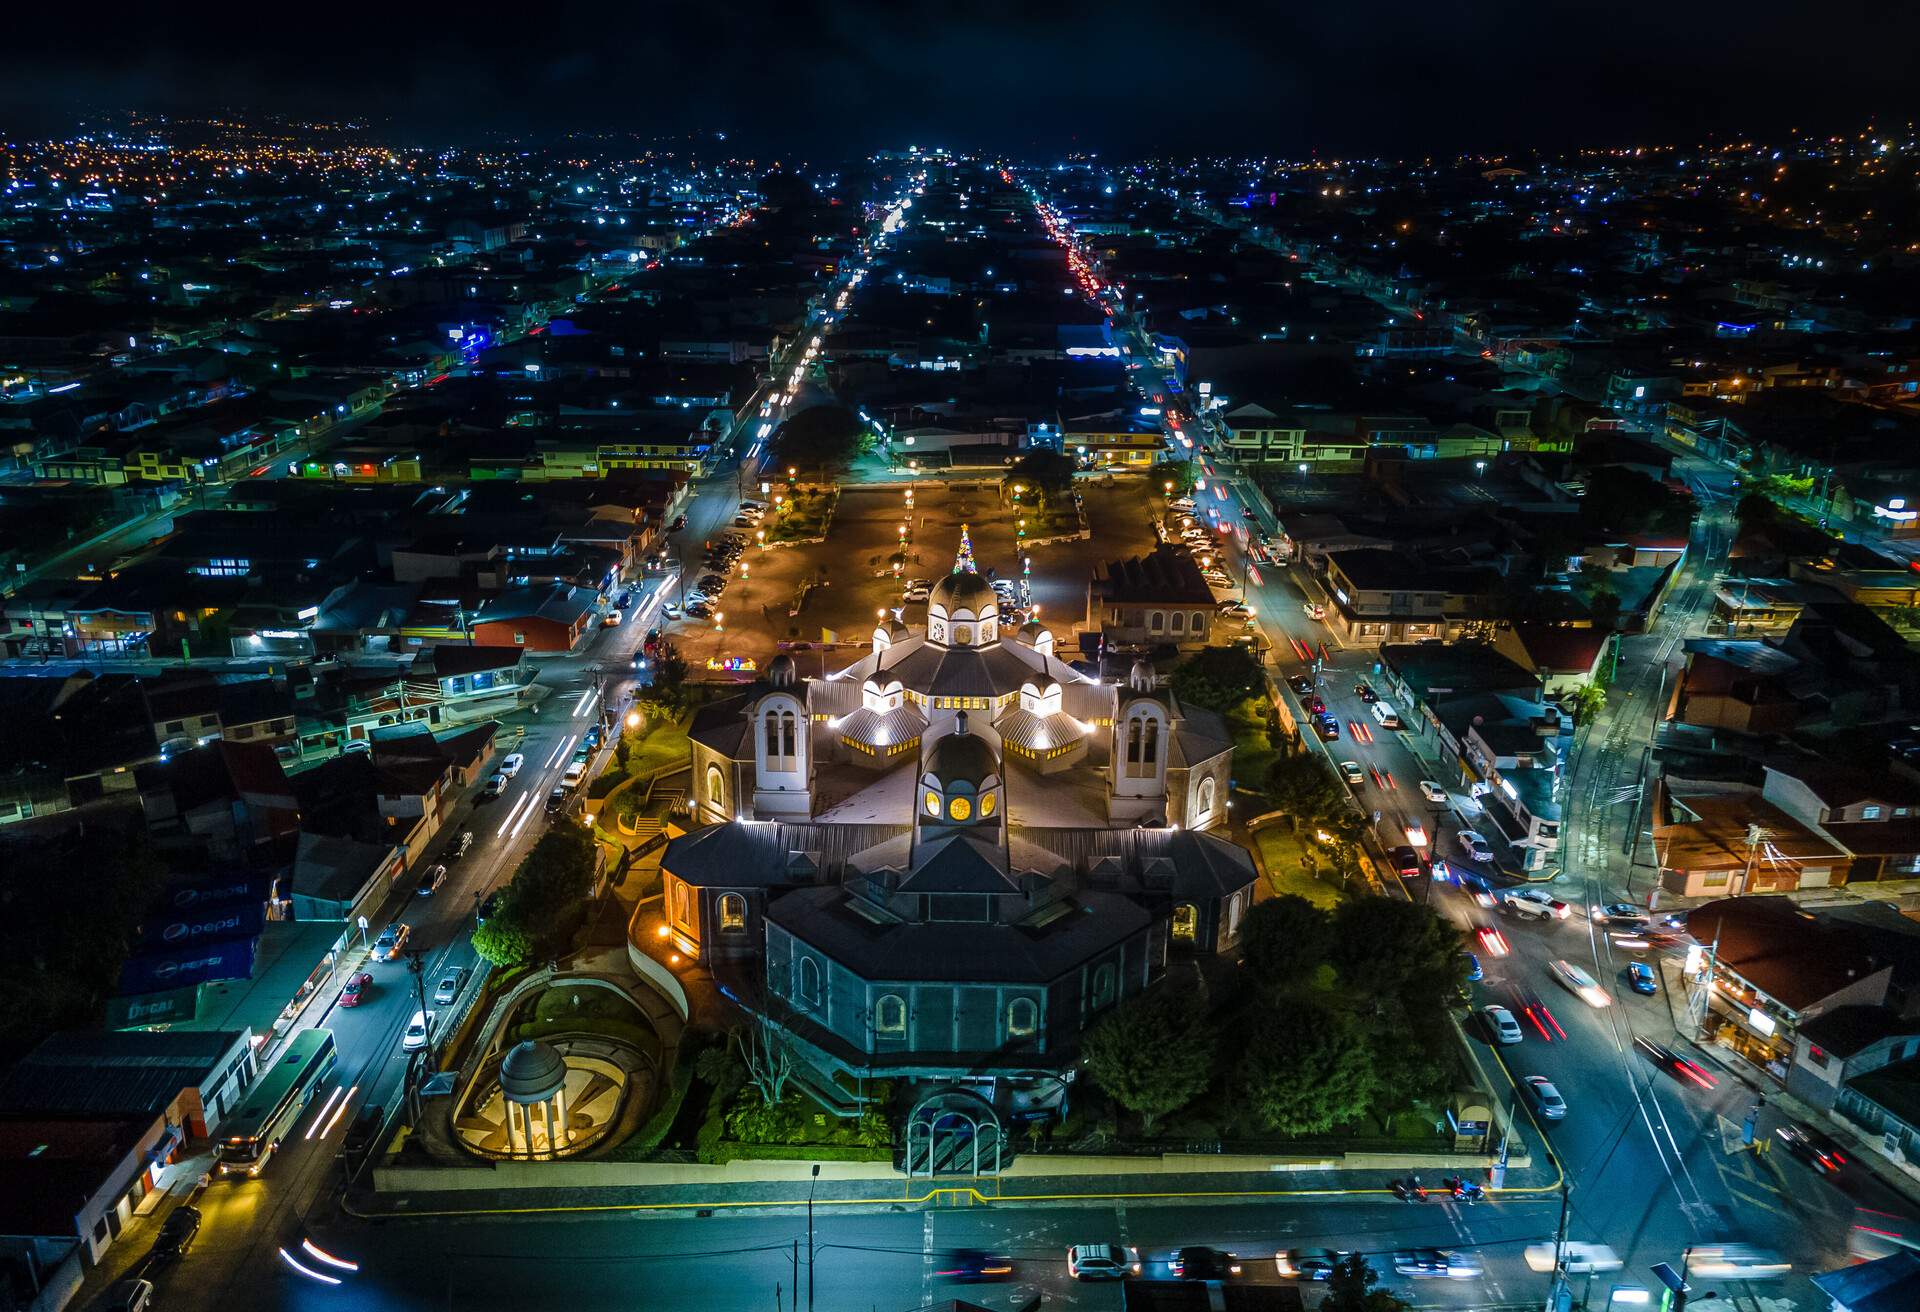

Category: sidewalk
[343, 1152, 1557, 1223]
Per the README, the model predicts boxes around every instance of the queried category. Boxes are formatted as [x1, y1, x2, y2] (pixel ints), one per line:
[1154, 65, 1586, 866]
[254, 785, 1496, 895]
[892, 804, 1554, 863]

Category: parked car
[545, 785, 568, 815]
[1169, 1247, 1242, 1279]
[476, 891, 500, 925]
[1484, 1005, 1524, 1045]
[660, 603, 682, 621]
[434, 965, 471, 1006]
[1627, 962, 1658, 994]
[1066, 1245, 1140, 1280]
[152, 1204, 201, 1262]
[668, 514, 687, 532]
[1457, 830, 1496, 863]
[1354, 682, 1378, 702]
[1276, 1249, 1349, 1280]
[1524, 1075, 1567, 1120]
[1314, 715, 1340, 741]
[1287, 674, 1315, 695]
[1419, 780, 1448, 805]
[686, 600, 712, 618]
[1463, 951, 1483, 982]
[1339, 760, 1365, 785]
[338, 971, 373, 1008]
[100, 1279, 153, 1312]
[481, 772, 509, 800]
[602, 610, 624, 628]
[1302, 601, 1326, 620]
[373, 923, 410, 961]
[416, 864, 448, 896]
[402, 1010, 436, 1053]
[499, 753, 525, 778]
[450, 830, 473, 859]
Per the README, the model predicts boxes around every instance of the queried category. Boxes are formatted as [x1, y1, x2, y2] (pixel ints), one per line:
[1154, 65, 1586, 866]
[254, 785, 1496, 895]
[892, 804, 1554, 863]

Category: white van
[1370, 700, 1403, 730]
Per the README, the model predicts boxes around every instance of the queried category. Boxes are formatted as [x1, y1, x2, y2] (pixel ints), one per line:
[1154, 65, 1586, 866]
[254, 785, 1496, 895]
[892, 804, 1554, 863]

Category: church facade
[650, 543, 1254, 1149]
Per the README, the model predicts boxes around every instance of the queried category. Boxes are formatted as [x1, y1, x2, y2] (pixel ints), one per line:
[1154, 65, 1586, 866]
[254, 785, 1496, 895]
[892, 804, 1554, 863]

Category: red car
[338, 972, 373, 1008]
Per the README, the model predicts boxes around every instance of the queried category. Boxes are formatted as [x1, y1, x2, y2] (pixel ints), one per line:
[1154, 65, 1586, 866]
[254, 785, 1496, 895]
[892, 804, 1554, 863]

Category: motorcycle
[1443, 1176, 1484, 1204]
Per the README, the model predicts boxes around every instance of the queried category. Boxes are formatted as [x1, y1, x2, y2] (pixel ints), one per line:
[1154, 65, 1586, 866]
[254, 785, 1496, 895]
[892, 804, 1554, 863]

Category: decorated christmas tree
[954, 523, 976, 574]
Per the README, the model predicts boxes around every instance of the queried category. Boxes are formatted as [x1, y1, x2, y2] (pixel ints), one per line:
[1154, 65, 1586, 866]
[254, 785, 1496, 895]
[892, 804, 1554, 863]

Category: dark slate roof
[664, 823, 818, 889]
[879, 642, 1037, 697]
[420, 645, 525, 678]
[1846, 1056, 1920, 1138]
[0, 1116, 159, 1239]
[1812, 1252, 1920, 1312]
[766, 883, 1150, 984]
[900, 834, 1018, 892]
[1798, 1005, 1920, 1060]
[0, 1030, 245, 1117]
[688, 692, 753, 757]
[1097, 544, 1213, 605]
[290, 830, 397, 904]
[1684, 897, 1892, 1011]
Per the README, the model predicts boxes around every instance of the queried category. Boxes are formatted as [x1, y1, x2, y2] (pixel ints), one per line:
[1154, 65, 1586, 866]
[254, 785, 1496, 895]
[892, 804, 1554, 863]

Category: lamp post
[807, 1163, 821, 1311]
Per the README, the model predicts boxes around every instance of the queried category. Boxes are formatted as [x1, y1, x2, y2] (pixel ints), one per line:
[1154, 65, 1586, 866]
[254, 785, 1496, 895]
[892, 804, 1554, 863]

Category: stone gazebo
[498, 1040, 569, 1159]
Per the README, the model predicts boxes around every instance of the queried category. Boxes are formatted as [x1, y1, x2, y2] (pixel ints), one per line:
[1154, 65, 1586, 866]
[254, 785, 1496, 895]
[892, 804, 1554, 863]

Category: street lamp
[1298, 463, 1309, 475]
[1475, 460, 1487, 476]
[807, 1163, 821, 1311]
[625, 709, 641, 729]
[714, 611, 724, 632]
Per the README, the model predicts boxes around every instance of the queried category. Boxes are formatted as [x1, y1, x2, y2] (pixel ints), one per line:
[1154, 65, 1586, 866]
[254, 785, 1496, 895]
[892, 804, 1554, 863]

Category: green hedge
[705, 1141, 893, 1165]
[605, 1060, 694, 1162]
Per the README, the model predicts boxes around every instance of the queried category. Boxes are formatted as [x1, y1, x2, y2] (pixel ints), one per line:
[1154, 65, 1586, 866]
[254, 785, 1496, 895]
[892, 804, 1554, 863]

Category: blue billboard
[119, 936, 258, 996]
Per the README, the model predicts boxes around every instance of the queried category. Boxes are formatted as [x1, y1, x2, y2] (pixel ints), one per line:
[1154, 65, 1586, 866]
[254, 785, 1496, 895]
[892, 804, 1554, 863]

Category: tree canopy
[1170, 644, 1264, 713]
[1327, 898, 1466, 1012]
[1264, 745, 1346, 829]
[1150, 458, 1198, 496]
[770, 404, 862, 471]
[1239, 894, 1330, 992]
[1080, 992, 1215, 1134]
[1578, 465, 1694, 536]
[1323, 1254, 1412, 1312]
[1003, 449, 1076, 501]
[1237, 996, 1377, 1135]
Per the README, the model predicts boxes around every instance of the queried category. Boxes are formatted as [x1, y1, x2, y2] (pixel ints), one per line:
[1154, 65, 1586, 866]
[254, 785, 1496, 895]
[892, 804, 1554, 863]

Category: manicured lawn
[1250, 827, 1345, 909]
[625, 713, 692, 779]
[1227, 697, 1279, 792]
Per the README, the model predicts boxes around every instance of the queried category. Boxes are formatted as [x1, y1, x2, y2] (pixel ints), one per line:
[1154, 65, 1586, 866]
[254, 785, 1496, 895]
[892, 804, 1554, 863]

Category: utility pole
[1545, 1149, 1572, 1312]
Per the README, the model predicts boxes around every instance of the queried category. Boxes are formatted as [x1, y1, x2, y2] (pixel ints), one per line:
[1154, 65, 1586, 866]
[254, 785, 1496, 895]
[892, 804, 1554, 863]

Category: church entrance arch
[904, 1088, 1004, 1177]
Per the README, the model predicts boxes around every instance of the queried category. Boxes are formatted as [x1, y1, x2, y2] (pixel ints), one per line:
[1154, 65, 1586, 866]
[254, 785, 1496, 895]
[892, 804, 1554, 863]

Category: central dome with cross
[926, 523, 1000, 648]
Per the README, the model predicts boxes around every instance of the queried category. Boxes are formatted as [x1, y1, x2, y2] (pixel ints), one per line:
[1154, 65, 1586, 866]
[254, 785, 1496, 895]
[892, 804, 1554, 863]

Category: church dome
[766, 653, 798, 688]
[499, 1040, 566, 1104]
[929, 570, 999, 617]
[923, 711, 999, 786]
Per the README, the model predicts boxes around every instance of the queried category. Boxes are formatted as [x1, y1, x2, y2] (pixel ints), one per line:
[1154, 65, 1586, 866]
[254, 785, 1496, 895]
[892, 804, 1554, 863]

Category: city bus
[214, 1029, 338, 1178]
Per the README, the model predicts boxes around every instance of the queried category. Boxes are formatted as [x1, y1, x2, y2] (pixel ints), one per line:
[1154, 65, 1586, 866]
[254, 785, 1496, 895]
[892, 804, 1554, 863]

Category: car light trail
[321, 1085, 358, 1137]
[494, 790, 532, 837]
[305, 1085, 346, 1139]
[278, 1248, 342, 1286]
[301, 1239, 360, 1272]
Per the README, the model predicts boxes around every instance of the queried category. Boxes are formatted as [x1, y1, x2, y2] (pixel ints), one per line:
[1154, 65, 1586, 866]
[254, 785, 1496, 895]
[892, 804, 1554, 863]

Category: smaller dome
[1129, 659, 1156, 692]
[924, 711, 998, 786]
[500, 1040, 567, 1104]
[767, 654, 798, 688]
[930, 569, 999, 616]
[1015, 620, 1046, 643]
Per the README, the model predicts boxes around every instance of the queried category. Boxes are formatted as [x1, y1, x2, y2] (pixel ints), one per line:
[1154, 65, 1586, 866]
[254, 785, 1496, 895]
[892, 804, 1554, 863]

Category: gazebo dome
[929, 570, 999, 617]
[499, 1040, 566, 1104]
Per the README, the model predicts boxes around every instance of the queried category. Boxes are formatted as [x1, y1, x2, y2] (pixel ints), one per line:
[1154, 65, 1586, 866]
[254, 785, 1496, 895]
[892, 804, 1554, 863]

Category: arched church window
[875, 994, 906, 1036]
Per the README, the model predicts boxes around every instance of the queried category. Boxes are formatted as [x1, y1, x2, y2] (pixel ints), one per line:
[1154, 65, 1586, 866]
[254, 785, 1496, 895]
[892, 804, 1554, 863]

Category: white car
[1483, 1005, 1524, 1045]
[1066, 1245, 1140, 1281]
[499, 753, 525, 778]
[433, 966, 470, 1006]
[1503, 888, 1572, 920]
[480, 772, 508, 799]
[1524, 1075, 1567, 1119]
[1550, 958, 1612, 1007]
[1419, 780, 1448, 805]
[1524, 1242, 1621, 1274]
[1457, 830, 1495, 863]
[401, 1010, 436, 1053]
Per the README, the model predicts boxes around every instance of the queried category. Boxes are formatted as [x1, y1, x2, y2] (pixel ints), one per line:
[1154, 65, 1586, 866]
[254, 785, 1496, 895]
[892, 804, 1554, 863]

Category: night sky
[5, 0, 1915, 154]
